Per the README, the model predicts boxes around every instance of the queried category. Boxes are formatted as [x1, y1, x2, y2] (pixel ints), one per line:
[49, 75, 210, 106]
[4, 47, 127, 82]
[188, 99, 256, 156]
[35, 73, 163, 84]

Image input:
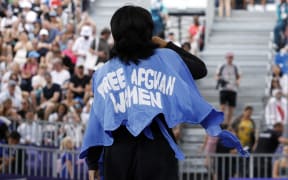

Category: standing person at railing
[59, 136, 74, 179]
[79, 6, 248, 180]
[273, 145, 288, 178]
[253, 122, 288, 178]
[0, 131, 25, 174]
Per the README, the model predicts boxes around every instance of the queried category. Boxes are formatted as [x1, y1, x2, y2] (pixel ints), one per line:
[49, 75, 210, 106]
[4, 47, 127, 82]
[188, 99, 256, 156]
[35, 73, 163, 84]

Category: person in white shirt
[0, 80, 22, 111]
[50, 58, 70, 88]
[72, 25, 93, 65]
[265, 89, 288, 127]
[17, 109, 42, 146]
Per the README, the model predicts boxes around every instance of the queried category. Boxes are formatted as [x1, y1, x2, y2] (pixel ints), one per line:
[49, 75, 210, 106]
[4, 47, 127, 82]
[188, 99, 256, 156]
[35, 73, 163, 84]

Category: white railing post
[205, 0, 216, 47]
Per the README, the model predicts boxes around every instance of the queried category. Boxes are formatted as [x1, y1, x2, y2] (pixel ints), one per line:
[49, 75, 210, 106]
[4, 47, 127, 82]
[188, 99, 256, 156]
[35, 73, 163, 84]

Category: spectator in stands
[37, 28, 51, 58]
[274, 0, 288, 50]
[73, 25, 93, 66]
[253, 122, 288, 177]
[31, 64, 47, 107]
[20, 51, 40, 93]
[232, 106, 256, 152]
[39, 72, 62, 120]
[50, 58, 70, 88]
[278, 25, 288, 52]
[216, 52, 240, 125]
[41, 19, 59, 44]
[0, 80, 22, 111]
[0, 131, 25, 174]
[166, 32, 180, 47]
[0, 10, 18, 31]
[265, 89, 287, 126]
[49, 11, 62, 30]
[17, 98, 31, 119]
[45, 41, 62, 69]
[89, 27, 111, 66]
[13, 31, 33, 66]
[273, 145, 288, 178]
[17, 109, 42, 146]
[150, 0, 168, 38]
[218, 0, 231, 17]
[59, 136, 74, 179]
[69, 63, 90, 100]
[188, 16, 203, 55]
[270, 78, 282, 96]
[62, 89, 77, 111]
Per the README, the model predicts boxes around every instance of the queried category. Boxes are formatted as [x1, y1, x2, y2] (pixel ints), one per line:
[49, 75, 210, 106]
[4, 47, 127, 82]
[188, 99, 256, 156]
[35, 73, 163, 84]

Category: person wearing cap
[49, 10, 62, 30]
[265, 89, 288, 127]
[216, 52, 241, 125]
[73, 25, 93, 65]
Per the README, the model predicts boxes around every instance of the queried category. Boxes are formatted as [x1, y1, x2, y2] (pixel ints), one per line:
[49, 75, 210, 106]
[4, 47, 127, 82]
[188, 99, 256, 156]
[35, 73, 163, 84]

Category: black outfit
[85, 42, 207, 178]
[214, 140, 235, 180]
[70, 75, 90, 98]
[253, 129, 282, 178]
[43, 83, 62, 102]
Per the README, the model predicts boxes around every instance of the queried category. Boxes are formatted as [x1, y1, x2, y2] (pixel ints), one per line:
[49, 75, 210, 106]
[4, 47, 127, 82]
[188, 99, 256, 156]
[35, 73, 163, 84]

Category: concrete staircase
[180, 10, 276, 158]
[88, 0, 150, 33]
[200, 10, 276, 127]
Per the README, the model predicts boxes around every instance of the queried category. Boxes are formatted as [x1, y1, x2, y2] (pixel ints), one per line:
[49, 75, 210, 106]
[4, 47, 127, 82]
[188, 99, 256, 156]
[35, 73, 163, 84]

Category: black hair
[110, 5, 158, 64]
[244, 106, 253, 111]
[9, 131, 21, 141]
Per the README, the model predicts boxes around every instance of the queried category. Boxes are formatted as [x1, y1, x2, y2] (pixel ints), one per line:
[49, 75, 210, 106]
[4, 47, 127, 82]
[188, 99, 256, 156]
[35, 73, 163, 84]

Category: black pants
[103, 122, 178, 180]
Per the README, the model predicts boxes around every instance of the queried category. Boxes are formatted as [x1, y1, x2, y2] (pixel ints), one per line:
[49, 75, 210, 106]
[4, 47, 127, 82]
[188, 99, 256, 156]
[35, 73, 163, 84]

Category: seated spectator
[62, 40, 77, 74]
[232, 106, 256, 152]
[62, 89, 77, 110]
[20, 51, 40, 93]
[273, 145, 288, 178]
[49, 11, 62, 30]
[17, 98, 31, 119]
[265, 89, 288, 126]
[41, 19, 59, 44]
[59, 136, 74, 179]
[0, 10, 18, 32]
[2, 73, 22, 99]
[1, 62, 21, 87]
[31, 64, 47, 107]
[0, 35, 13, 76]
[13, 31, 33, 66]
[50, 58, 70, 89]
[48, 103, 70, 123]
[0, 80, 22, 111]
[270, 78, 281, 98]
[0, 131, 25, 174]
[17, 109, 42, 146]
[69, 63, 90, 100]
[39, 72, 62, 120]
[37, 28, 51, 59]
[0, 98, 20, 127]
[45, 41, 62, 70]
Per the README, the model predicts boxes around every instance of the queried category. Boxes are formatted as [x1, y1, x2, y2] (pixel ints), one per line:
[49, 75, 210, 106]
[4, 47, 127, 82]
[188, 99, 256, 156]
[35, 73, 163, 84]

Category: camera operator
[216, 52, 240, 125]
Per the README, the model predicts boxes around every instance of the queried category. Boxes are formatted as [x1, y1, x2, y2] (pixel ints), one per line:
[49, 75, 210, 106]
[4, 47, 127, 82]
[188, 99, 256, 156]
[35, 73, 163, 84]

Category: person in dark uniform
[80, 6, 248, 180]
[253, 122, 288, 177]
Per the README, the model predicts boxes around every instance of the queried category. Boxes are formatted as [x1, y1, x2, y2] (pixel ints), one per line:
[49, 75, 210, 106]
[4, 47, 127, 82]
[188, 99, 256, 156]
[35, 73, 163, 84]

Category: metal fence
[7, 119, 85, 148]
[179, 153, 288, 180]
[0, 144, 88, 180]
[1, 144, 288, 180]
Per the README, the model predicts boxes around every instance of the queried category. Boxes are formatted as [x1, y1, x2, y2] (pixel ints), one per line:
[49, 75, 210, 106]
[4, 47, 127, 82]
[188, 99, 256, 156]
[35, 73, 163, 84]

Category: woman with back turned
[79, 5, 248, 180]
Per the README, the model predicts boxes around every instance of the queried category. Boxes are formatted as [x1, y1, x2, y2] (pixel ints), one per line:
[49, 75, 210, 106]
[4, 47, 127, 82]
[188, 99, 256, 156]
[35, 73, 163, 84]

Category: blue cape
[80, 48, 224, 159]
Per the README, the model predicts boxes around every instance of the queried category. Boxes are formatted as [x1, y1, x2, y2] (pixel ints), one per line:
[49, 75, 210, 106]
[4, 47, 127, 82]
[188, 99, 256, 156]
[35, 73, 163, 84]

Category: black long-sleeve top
[85, 42, 207, 170]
